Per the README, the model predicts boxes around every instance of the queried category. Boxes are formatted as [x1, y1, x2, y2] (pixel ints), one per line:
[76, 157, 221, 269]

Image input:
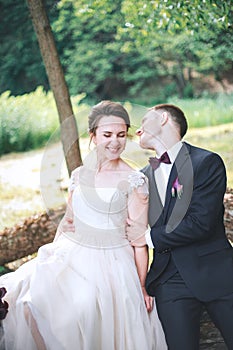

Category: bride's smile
[92, 115, 127, 161]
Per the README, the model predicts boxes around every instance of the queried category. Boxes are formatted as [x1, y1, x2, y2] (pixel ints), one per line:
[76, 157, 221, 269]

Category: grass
[167, 94, 233, 128]
[184, 123, 233, 188]
[0, 182, 44, 230]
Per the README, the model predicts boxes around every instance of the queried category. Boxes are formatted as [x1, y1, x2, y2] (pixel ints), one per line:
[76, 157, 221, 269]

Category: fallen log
[0, 189, 233, 266]
[200, 309, 227, 349]
[0, 207, 65, 266]
[224, 188, 233, 243]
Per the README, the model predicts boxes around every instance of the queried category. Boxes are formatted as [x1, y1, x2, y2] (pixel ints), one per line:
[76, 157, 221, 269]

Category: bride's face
[92, 116, 127, 160]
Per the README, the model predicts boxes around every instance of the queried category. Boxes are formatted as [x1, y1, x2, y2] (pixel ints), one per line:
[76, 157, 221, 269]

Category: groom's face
[136, 110, 161, 150]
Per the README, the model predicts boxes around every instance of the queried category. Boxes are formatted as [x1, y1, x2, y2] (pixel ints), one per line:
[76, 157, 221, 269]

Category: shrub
[167, 93, 233, 128]
[0, 87, 59, 155]
[0, 88, 87, 155]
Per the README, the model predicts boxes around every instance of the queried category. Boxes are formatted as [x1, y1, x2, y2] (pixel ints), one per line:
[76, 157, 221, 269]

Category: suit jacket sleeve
[151, 152, 227, 252]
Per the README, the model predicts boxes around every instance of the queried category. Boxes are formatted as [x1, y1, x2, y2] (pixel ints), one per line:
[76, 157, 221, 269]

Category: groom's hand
[126, 218, 147, 247]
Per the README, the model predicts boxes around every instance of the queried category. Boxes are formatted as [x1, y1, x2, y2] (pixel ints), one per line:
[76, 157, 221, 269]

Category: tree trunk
[26, 0, 82, 175]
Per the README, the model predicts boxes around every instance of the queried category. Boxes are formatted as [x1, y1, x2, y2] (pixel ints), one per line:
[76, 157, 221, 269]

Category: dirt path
[0, 141, 72, 188]
[0, 142, 69, 230]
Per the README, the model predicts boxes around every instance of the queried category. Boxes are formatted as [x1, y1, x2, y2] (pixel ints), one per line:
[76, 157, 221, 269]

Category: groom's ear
[161, 112, 169, 126]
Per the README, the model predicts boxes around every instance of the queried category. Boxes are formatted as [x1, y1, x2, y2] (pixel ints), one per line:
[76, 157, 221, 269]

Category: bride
[0, 100, 167, 350]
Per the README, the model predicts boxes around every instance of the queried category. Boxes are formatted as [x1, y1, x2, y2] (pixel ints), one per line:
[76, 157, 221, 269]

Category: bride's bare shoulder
[119, 159, 134, 172]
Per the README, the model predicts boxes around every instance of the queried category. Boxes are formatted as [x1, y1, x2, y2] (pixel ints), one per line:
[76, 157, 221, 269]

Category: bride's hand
[54, 216, 75, 241]
[141, 286, 154, 313]
[61, 216, 75, 233]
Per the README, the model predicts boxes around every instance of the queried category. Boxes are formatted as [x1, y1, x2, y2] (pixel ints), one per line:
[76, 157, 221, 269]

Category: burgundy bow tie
[149, 151, 171, 170]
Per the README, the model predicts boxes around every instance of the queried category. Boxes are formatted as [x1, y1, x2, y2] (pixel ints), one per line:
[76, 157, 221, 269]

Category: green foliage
[122, 93, 233, 130]
[0, 0, 233, 103]
[167, 94, 233, 128]
[55, 0, 132, 101]
[121, 0, 233, 34]
[64, 0, 233, 101]
[0, 87, 91, 155]
[0, 87, 59, 155]
[119, 3, 233, 99]
[1, 89, 232, 157]
[0, 0, 56, 95]
[0, 265, 11, 275]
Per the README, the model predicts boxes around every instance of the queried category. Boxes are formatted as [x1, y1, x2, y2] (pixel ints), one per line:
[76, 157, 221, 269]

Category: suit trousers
[155, 272, 233, 350]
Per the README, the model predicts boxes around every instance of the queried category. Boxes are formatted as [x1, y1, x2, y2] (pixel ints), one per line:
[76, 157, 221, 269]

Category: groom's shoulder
[184, 142, 223, 165]
[184, 141, 213, 157]
[140, 164, 150, 175]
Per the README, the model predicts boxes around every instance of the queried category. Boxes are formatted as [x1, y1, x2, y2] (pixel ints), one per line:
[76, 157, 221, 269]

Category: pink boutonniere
[171, 177, 183, 199]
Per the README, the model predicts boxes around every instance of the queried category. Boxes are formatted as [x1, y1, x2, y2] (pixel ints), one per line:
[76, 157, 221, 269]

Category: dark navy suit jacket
[142, 142, 233, 302]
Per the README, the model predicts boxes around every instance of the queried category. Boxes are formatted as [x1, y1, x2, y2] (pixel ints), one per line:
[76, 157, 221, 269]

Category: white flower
[128, 172, 145, 189]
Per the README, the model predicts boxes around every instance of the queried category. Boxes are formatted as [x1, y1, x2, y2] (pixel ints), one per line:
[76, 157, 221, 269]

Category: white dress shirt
[145, 141, 183, 248]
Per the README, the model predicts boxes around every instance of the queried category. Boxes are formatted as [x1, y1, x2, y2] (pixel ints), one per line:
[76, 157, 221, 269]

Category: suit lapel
[143, 165, 164, 227]
[164, 142, 194, 229]
[164, 143, 189, 209]
[143, 142, 193, 228]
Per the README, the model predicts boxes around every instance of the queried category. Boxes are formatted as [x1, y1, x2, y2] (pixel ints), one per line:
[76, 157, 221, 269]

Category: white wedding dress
[0, 169, 167, 350]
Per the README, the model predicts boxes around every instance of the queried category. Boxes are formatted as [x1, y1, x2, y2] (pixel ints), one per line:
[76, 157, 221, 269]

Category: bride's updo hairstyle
[88, 100, 131, 136]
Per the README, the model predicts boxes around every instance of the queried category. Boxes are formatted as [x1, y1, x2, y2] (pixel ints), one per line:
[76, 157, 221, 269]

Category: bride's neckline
[94, 171, 132, 188]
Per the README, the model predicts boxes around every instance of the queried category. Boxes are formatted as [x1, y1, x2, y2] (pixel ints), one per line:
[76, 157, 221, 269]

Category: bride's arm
[134, 245, 153, 312]
[127, 175, 153, 312]
[53, 191, 74, 241]
[53, 167, 80, 241]
[126, 172, 149, 246]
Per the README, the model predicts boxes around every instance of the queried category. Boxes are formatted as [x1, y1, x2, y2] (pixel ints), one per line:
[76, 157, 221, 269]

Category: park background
[0, 1, 233, 264]
[0, 1, 233, 347]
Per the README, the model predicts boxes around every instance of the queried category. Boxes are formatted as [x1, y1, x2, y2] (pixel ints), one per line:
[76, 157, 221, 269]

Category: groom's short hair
[151, 104, 188, 138]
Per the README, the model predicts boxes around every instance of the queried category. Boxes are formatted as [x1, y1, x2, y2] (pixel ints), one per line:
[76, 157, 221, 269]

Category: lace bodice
[64, 168, 148, 248]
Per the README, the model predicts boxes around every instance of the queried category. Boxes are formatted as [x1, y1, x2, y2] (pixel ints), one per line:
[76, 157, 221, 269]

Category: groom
[127, 104, 233, 349]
